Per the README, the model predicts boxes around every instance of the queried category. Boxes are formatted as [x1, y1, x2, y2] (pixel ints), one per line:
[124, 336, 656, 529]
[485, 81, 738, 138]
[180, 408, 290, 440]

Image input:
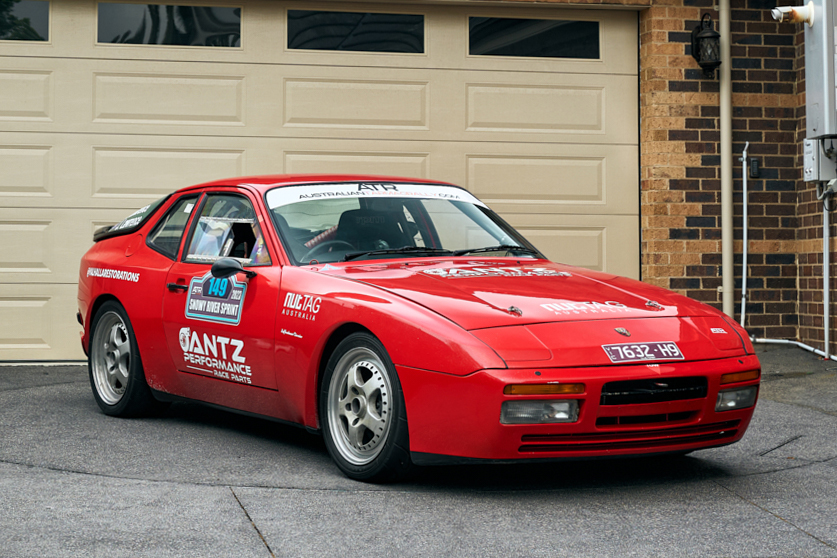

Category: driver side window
[185, 194, 271, 265]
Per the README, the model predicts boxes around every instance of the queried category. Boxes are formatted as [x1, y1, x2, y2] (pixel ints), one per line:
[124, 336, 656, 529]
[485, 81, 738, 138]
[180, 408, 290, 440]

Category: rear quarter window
[147, 195, 199, 258]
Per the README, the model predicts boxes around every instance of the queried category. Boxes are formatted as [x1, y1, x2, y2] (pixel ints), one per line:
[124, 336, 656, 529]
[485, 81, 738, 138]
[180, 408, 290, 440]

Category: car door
[161, 190, 280, 391]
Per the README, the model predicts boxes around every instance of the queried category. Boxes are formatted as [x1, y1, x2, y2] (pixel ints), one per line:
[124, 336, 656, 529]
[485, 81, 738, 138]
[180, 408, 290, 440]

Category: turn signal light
[720, 370, 760, 384]
[503, 383, 585, 395]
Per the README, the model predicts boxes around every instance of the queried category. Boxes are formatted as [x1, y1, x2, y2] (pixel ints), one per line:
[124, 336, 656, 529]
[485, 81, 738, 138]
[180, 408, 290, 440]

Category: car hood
[316, 258, 750, 366]
[317, 259, 722, 330]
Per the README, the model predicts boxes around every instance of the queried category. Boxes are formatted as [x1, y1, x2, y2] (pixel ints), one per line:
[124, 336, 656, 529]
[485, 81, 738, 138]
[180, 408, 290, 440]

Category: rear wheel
[88, 301, 162, 417]
[320, 332, 413, 482]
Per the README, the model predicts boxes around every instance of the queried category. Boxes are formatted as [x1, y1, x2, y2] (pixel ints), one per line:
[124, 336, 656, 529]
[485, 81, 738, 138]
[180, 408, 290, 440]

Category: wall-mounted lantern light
[691, 13, 721, 78]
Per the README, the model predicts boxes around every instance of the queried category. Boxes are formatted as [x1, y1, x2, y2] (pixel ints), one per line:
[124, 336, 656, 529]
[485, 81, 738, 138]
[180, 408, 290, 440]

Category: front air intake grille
[600, 376, 707, 406]
[596, 411, 696, 427]
[519, 420, 740, 453]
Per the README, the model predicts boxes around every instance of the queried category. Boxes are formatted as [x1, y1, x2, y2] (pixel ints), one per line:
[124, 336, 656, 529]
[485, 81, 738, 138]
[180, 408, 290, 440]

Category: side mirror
[211, 257, 257, 279]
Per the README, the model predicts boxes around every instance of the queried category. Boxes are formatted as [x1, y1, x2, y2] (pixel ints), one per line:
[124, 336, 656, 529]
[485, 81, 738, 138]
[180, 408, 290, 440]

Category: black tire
[320, 332, 413, 482]
[88, 301, 163, 417]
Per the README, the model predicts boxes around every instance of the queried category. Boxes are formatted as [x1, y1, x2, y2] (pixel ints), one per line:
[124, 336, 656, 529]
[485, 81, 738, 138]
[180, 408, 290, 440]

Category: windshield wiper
[452, 245, 541, 257]
[344, 246, 454, 262]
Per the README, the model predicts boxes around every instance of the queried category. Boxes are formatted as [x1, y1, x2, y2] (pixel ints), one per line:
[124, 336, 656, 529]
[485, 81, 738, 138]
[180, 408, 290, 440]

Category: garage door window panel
[185, 194, 270, 265]
[1, 0, 48, 41]
[147, 194, 199, 259]
[97, 3, 241, 47]
[469, 17, 599, 59]
[287, 10, 423, 53]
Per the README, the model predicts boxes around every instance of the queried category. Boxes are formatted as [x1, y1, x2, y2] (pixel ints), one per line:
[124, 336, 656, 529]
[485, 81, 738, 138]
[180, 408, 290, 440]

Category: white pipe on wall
[752, 337, 834, 359]
[720, 0, 735, 318]
[739, 142, 750, 327]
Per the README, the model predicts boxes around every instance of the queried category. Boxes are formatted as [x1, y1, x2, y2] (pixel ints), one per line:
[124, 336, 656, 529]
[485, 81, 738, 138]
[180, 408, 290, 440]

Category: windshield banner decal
[265, 182, 486, 209]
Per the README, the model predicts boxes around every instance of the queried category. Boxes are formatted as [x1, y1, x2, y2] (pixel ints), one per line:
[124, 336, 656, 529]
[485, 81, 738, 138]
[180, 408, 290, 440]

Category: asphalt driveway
[0, 344, 835, 557]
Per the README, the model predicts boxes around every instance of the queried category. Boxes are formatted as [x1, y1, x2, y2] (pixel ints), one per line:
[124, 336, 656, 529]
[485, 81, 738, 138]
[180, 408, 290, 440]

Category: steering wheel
[302, 240, 355, 263]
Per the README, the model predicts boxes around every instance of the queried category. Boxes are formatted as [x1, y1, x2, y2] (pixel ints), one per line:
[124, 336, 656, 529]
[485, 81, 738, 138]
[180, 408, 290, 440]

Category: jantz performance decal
[86, 267, 140, 283]
[281, 292, 321, 322]
[541, 301, 630, 315]
[179, 327, 251, 384]
[424, 267, 572, 279]
[186, 272, 246, 325]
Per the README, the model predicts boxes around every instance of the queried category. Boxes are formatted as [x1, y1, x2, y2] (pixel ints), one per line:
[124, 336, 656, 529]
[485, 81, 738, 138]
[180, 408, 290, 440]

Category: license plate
[602, 341, 684, 363]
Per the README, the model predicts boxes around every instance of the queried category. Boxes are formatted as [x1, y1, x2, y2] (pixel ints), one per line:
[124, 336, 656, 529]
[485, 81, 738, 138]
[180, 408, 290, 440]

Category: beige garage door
[0, 0, 638, 360]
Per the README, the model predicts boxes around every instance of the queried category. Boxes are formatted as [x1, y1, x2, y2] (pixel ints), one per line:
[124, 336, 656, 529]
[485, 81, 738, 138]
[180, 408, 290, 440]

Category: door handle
[167, 283, 188, 292]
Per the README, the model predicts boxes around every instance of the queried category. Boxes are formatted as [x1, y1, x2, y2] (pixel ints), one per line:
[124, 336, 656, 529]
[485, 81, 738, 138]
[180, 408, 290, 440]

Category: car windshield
[265, 182, 540, 264]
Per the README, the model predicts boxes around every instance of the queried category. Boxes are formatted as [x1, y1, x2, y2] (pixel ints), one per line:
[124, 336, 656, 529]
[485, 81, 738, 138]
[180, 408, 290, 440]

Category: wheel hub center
[351, 396, 365, 416]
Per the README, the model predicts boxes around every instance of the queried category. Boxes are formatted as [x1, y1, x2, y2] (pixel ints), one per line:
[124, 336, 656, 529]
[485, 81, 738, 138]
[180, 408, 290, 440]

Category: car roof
[177, 174, 456, 194]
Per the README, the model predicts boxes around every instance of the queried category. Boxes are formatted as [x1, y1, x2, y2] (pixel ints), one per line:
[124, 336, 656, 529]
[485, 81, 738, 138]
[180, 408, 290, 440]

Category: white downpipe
[739, 142, 749, 327]
[720, 0, 735, 318]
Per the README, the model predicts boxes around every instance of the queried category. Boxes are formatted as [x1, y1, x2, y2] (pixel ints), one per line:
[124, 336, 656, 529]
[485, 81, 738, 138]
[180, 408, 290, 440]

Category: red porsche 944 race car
[78, 175, 760, 482]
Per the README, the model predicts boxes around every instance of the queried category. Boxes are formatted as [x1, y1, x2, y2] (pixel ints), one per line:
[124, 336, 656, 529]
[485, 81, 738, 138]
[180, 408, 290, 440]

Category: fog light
[715, 386, 758, 411]
[501, 400, 579, 424]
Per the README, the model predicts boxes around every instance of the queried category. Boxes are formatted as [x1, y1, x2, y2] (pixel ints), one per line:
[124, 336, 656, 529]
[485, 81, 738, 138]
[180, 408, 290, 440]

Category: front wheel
[88, 301, 162, 417]
[320, 332, 413, 482]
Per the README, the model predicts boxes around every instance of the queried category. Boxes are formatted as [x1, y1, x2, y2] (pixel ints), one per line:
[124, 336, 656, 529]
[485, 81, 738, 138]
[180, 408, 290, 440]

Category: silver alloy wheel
[326, 346, 393, 466]
[91, 311, 131, 406]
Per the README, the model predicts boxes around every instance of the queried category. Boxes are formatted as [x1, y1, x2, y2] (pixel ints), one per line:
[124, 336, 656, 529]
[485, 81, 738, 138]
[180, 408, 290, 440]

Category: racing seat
[335, 208, 413, 252]
[228, 222, 257, 259]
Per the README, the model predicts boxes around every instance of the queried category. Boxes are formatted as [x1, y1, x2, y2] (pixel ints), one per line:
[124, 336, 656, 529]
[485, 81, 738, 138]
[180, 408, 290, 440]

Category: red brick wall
[640, 0, 807, 343]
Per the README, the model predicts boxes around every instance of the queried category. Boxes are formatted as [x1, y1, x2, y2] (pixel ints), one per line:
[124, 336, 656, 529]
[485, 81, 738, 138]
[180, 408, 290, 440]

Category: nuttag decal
[282, 292, 322, 321]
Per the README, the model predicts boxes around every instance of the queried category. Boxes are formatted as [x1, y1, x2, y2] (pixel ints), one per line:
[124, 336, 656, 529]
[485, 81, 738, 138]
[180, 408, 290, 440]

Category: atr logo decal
[424, 267, 572, 279]
[541, 301, 629, 315]
[282, 292, 321, 321]
[87, 267, 140, 283]
[358, 183, 398, 192]
[179, 327, 251, 384]
[711, 328, 728, 334]
[185, 272, 246, 325]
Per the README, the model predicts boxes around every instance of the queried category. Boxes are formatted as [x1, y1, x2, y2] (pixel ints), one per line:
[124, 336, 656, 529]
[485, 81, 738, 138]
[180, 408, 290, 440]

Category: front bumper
[398, 354, 760, 463]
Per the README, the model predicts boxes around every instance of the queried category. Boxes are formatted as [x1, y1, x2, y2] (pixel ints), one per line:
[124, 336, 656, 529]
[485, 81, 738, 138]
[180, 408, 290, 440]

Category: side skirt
[149, 388, 317, 433]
